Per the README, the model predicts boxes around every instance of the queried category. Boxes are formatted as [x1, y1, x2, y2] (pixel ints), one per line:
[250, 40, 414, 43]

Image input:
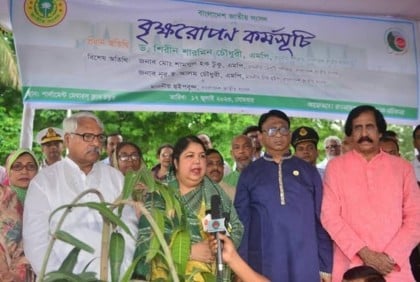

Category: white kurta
[23, 157, 137, 277]
[412, 156, 420, 182]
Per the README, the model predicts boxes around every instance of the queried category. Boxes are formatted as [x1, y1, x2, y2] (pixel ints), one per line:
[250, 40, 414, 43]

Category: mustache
[357, 136, 373, 143]
[87, 147, 101, 154]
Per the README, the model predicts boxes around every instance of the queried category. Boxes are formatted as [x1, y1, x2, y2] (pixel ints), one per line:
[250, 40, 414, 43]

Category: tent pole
[19, 103, 35, 149]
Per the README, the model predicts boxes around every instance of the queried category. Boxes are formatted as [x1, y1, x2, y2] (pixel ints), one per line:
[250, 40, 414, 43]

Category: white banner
[11, 0, 420, 122]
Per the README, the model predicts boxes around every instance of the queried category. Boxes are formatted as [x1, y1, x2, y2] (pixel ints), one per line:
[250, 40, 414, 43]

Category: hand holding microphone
[208, 195, 269, 282]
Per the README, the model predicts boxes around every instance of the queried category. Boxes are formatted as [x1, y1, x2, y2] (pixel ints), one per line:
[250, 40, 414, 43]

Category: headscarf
[111, 142, 144, 173]
[5, 148, 39, 204]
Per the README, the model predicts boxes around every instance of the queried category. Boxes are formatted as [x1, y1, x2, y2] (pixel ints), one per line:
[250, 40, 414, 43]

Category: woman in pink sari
[0, 149, 38, 281]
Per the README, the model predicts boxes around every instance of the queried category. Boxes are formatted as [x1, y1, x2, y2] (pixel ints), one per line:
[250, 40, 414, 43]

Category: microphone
[210, 195, 224, 278]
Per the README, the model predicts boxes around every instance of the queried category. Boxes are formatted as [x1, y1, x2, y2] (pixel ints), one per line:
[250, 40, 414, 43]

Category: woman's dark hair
[343, 265, 386, 282]
[172, 135, 205, 173]
[242, 125, 259, 135]
[413, 125, 420, 139]
[205, 148, 224, 164]
[156, 143, 174, 156]
[344, 105, 387, 137]
[114, 142, 142, 161]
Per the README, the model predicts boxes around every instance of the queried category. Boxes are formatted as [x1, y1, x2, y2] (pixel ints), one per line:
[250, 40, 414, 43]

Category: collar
[263, 151, 293, 163]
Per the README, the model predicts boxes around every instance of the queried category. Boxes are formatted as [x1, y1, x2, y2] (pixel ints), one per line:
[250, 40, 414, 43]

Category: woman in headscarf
[111, 142, 143, 175]
[0, 148, 38, 281]
[133, 135, 243, 281]
[5, 148, 39, 204]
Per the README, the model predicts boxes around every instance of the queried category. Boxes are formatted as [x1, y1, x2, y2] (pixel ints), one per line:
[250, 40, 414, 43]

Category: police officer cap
[36, 127, 64, 145]
[291, 126, 319, 148]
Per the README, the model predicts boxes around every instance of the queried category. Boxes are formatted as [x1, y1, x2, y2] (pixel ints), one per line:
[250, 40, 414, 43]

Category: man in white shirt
[23, 112, 137, 278]
[242, 125, 264, 161]
[317, 136, 342, 169]
[101, 132, 123, 165]
[0, 165, 7, 185]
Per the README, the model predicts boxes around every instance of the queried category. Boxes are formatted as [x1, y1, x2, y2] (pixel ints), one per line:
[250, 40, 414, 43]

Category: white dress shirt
[412, 156, 420, 182]
[23, 157, 137, 276]
[0, 165, 7, 184]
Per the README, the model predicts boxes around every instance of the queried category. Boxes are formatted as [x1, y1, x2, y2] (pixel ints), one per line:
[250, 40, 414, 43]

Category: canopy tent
[2, 0, 420, 29]
[1, 0, 420, 148]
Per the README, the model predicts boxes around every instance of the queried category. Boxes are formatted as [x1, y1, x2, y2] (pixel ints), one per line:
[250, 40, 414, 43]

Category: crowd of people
[0, 105, 419, 282]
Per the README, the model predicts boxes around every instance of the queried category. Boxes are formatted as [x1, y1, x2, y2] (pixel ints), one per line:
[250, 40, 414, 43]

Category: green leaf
[120, 255, 143, 282]
[201, 271, 216, 282]
[109, 231, 125, 282]
[54, 230, 94, 253]
[170, 229, 190, 275]
[138, 166, 158, 193]
[158, 184, 175, 219]
[43, 271, 83, 282]
[118, 171, 138, 215]
[145, 208, 165, 262]
[122, 170, 136, 200]
[83, 202, 133, 237]
[58, 247, 81, 273]
[43, 271, 99, 282]
[77, 272, 100, 281]
[186, 267, 215, 282]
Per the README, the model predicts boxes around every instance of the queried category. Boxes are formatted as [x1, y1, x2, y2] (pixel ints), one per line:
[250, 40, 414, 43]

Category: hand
[208, 233, 238, 264]
[358, 247, 394, 275]
[320, 274, 332, 282]
[133, 182, 148, 201]
[190, 240, 215, 263]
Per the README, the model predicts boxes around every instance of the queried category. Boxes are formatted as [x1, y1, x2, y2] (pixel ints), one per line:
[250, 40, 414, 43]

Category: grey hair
[323, 135, 341, 147]
[63, 112, 104, 134]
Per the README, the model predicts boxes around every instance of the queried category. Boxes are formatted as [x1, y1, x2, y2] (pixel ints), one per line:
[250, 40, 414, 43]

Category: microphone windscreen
[210, 195, 221, 219]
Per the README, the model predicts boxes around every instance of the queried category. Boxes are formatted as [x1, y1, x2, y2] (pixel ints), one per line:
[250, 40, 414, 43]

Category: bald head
[197, 134, 212, 150]
[231, 135, 253, 172]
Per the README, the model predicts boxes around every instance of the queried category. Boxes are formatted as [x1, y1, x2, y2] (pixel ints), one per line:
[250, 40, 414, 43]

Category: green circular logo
[24, 0, 67, 28]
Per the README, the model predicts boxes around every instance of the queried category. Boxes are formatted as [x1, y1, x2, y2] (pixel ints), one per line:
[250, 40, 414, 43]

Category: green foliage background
[0, 27, 417, 167]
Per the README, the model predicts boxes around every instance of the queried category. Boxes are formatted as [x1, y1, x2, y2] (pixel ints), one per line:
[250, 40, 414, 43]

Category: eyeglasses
[71, 132, 107, 143]
[11, 163, 38, 171]
[262, 127, 290, 137]
[118, 154, 140, 162]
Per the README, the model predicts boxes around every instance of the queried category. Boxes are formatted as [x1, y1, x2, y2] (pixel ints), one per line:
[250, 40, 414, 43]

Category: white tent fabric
[1, 0, 420, 147]
[2, 0, 420, 29]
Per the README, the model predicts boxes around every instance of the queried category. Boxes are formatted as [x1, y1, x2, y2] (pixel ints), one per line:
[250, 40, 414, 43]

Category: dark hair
[242, 125, 259, 135]
[156, 143, 174, 156]
[115, 141, 142, 159]
[205, 148, 224, 164]
[344, 105, 386, 137]
[172, 135, 206, 172]
[385, 130, 397, 139]
[258, 110, 290, 131]
[343, 266, 385, 282]
[413, 125, 420, 139]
